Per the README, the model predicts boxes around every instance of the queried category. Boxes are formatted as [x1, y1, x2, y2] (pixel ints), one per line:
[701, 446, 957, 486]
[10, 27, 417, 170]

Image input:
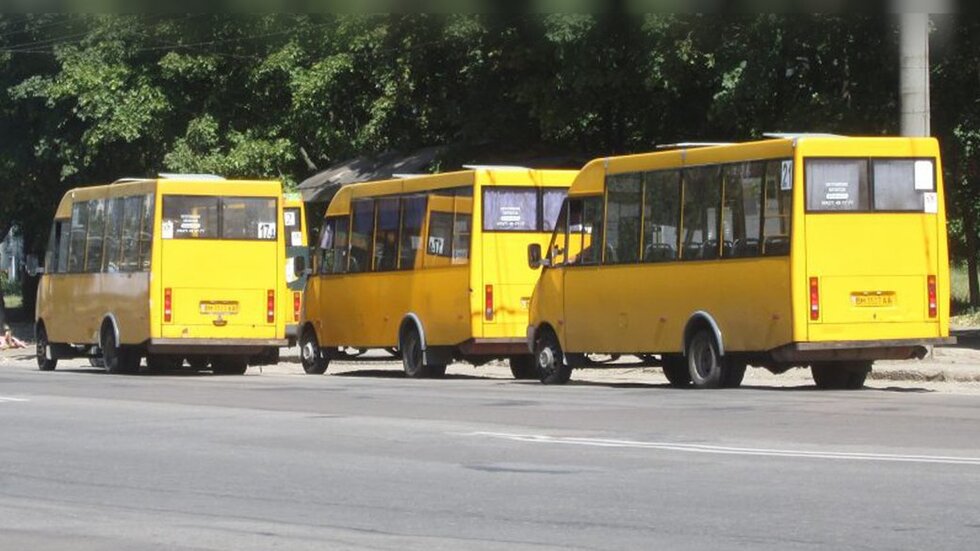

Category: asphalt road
[1, 354, 979, 550]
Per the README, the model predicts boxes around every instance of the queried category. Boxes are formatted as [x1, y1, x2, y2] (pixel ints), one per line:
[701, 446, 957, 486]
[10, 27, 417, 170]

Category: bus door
[561, 196, 607, 352]
[803, 158, 942, 338]
[159, 195, 280, 339]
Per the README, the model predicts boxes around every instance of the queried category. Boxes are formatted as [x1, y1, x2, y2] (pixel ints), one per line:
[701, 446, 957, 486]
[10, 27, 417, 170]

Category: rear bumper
[770, 337, 956, 363]
[148, 338, 288, 356]
[458, 338, 529, 356]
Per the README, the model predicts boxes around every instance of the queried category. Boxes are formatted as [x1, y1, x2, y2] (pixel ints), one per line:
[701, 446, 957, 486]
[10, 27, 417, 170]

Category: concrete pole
[899, 12, 931, 137]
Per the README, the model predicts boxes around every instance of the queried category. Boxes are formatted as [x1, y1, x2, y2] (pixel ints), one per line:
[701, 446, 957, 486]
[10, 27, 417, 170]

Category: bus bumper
[148, 338, 289, 356]
[770, 337, 957, 363]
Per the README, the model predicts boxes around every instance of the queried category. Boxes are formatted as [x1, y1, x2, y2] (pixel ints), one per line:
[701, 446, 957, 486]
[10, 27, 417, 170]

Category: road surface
[1, 354, 979, 550]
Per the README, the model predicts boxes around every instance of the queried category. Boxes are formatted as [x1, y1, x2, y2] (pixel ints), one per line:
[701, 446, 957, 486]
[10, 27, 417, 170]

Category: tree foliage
[1, 13, 978, 307]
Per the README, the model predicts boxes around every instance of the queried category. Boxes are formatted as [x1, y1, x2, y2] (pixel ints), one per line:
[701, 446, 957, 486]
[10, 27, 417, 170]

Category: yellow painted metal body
[282, 194, 308, 340]
[303, 169, 575, 355]
[37, 179, 287, 350]
[528, 137, 950, 360]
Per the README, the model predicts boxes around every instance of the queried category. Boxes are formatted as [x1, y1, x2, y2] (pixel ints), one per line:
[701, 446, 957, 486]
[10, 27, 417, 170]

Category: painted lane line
[464, 432, 980, 466]
[0, 397, 30, 403]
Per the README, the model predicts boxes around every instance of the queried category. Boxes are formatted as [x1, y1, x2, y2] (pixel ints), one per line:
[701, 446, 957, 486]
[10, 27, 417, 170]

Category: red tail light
[164, 288, 173, 323]
[293, 292, 301, 322]
[809, 277, 820, 321]
[267, 290, 275, 323]
[485, 285, 494, 321]
[928, 275, 937, 318]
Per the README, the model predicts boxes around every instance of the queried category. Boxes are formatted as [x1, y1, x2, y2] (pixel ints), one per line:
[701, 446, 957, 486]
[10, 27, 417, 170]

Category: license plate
[852, 293, 896, 307]
[200, 301, 239, 315]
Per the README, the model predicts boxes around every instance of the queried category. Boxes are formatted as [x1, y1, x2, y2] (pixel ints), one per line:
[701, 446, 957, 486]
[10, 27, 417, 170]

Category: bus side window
[578, 197, 604, 265]
[45, 220, 70, 275]
[139, 193, 155, 271]
[374, 197, 400, 272]
[548, 200, 569, 265]
[722, 162, 764, 258]
[318, 216, 349, 275]
[681, 166, 722, 261]
[67, 202, 88, 273]
[763, 160, 793, 256]
[399, 196, 426, 270]
[642, 170, 681, 263]
[83, 199, 107, 273]
[605, 174, 642, 264]
[349, 200, 375, 273]
[102, 197, 124, 273]
[452, 192, 472, 265]
[121, 195, 143, 272]
[56, 221, 70, 274]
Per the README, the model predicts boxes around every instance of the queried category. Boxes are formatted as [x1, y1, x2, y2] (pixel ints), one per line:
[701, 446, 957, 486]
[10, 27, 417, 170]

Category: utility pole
[899, 12, 931, 137]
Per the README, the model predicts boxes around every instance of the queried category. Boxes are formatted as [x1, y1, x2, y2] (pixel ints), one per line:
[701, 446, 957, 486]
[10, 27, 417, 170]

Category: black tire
[686, 329, 726, 389]
[811, 361, 871, 390]
[186, 356, 210, 371]
[212, 356, 248, 375]
[509, 356, 539, 380]
[400, 325, 439, 378]
[662, 354, 691, 387]
[300, 327, 329, 375]
[36, 325, 57, 371]
[101, 327, 139, 375]
[534, 330, 571, 385]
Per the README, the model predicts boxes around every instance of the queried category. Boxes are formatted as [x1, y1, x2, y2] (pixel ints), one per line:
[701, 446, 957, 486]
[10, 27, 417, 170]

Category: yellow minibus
[36, 176, 288, 375]
[526, 136, 953, 389]
[297, 168, 575, 378]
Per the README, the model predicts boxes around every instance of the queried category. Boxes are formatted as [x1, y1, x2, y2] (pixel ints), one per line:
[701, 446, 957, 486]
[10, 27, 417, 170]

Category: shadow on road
[329, 368, 501, 381]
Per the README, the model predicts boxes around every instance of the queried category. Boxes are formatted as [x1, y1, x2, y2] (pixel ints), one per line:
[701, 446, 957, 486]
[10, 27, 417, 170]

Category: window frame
[804, 157, 937, 214]
[161, 195, 278, 242]
[480, 186, 568, 233]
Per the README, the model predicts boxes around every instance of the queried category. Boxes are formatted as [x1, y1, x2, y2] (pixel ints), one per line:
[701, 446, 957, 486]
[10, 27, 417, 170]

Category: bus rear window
[806, 158, 936, 213]
[162, 196, 277, 241]
[482, 188, 568, 232]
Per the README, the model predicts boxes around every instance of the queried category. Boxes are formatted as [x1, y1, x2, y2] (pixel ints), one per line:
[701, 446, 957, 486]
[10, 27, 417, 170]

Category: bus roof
[325, 168, 577, 217]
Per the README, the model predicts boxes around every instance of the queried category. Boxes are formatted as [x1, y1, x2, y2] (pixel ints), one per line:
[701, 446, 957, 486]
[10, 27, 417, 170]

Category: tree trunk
[0, 224, 9, 330]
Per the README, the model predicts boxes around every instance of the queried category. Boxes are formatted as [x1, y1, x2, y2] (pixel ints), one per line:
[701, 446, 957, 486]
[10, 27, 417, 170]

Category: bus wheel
[35, 325, 57, 371]
[300, 328, 329, 375]
[811, 361, 870, 390]
[400, 326, 432, 378]
[535, 330, 571, 385]
[686, 329, 727, 389]
[509, 356, 539, 380]
[101, 329, 139, 375]
[661, 354, 690, 387]
[212, 356, 248, 376]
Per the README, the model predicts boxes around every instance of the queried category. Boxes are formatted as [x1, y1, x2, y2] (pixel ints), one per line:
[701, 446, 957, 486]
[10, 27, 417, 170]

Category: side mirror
[528, 244, 543, 268]
[293, 256, 311, 276]
[26, 255, 43, 276]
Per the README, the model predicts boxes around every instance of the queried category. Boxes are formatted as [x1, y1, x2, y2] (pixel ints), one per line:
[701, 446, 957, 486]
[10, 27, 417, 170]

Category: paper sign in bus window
[257, 222, 276, 239]
[284, 211, 297, 227]
[915, 160, 935, 191]
[924, 192, 938, 214]
[162, 220, 174, 239]
[428, 236, 446, 255]
[780, 160, 793, 191]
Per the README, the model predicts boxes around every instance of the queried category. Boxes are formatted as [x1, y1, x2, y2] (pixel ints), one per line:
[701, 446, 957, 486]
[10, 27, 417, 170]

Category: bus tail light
[809, 277, 820, 321]
[267, 290, 275, 324]
[485, 285, 494, 321]
[164, 288, 173, 323]
[928, 275, 937, 318]
[293, 292, 301, 322]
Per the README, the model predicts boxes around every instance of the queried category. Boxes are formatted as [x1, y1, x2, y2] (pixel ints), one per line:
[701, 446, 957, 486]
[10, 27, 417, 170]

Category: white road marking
[464, 431, 980, 466]
[0, 397, 30, 403]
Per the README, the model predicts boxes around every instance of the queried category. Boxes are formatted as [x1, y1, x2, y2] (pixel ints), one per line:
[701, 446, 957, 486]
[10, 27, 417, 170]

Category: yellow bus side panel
[314, 267, 471, 348]
[559, 259, 792, 354]
[476, 231, 551, 340]
[40, 273, 151, 346]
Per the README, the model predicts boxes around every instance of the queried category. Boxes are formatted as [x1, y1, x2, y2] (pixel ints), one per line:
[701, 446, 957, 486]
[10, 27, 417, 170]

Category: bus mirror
[293, 256, 311, 276]
[528, 244, 542, 268]
[26, 255, 43, 276]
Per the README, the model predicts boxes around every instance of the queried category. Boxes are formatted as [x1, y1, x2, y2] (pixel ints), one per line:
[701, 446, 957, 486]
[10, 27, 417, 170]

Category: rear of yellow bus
[151, 180, 288, 372]
[784, 137, 954, 387]
[472, 170, 576, 377]
[281, 193, 308, 346]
